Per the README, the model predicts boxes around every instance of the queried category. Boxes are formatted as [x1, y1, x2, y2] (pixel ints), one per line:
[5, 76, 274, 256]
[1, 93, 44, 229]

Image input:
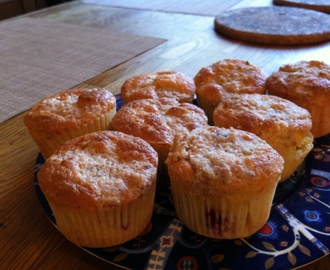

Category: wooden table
[1, 0, 330, 269]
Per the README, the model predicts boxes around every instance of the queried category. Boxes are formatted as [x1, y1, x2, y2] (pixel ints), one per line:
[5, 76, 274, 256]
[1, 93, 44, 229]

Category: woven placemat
[82, 0, 241, 16]
[0, 17, 166, 123]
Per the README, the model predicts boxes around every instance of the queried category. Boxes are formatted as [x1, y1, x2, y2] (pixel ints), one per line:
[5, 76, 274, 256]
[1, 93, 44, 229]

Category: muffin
[121, 71, 196, 104]
[24, 88, 116, 159]
[38, 131, 158, 248]
[112, 98, 208, 187]
[267, 60, 330, 138]
[165, 126, 284, 239]
[213, 93, 313, 181]
[194, 59, 267, 124]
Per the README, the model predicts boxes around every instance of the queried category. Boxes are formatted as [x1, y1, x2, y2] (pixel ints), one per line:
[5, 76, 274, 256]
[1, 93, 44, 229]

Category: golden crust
[195, 84, 224, 107]
[213, 93, 314, 181]
[213, 93, 312, 145]
[38, 131, 158, 209]
[194, 59, 267, 93]
[166, 126, 284, 197]
[112, 98, 208, 152]
[24, 88, 116, 137]
[194, 59, 266, 124]
[121, 71, 196, 103]
[266, 60, 330, 138]
[166, 126, 284, 239]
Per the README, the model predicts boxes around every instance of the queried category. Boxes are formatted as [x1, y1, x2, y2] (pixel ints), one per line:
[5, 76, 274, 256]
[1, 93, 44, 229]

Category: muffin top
[38, 131, 158, 209]
[112, 98, 208, 148]
[165, 126, 284, 196]
[121, 71, 196, 104]
[194, 59, 267, 96]
[24, 88, 116, 136]
[213, 93, 312, 145]
[266, 60, 330, 102]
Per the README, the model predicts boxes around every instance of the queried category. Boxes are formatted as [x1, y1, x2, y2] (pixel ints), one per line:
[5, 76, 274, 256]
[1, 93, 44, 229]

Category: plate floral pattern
[33, 95, 330, 270]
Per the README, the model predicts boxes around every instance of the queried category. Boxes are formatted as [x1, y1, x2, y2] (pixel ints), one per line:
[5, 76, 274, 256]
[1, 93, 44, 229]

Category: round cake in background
[213, 93, 314, 182]
[273, 0, 330, 14]
[38, 131, 158, 248]
[112, 98, 208, 188]
[266, 60, 330, 138]
[214, 6, 330, 45]
[24, 88, 116, 159]
[194, 59, 267, 124]
[121, 71, 196, 104]
[166, 126, 284, 239]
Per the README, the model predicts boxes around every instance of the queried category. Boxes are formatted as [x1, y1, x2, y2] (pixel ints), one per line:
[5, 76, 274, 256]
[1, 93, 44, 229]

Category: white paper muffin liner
[48, 182, 156, 248]
[171, 183, 277, 239]
[270, 132, 313, 182]
[31, 107, 116, 159]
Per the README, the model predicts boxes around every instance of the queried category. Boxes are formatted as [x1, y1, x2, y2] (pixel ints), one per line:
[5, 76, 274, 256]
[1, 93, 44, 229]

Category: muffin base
[30, 107, 116, 159]
[196, 96, 219, 125]
[171, 184, 277, 239]
[308, 104, 330, 139]
[279, 133, 314, 182]
[48, 181, 156, 248]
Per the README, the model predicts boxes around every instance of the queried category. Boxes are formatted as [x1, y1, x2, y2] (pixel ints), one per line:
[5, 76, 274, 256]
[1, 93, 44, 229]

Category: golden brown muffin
[213, 93, 313, 182]
[112, 98, 208, 187]
[266, 60, 330, 138]
[165, 126, 284, 239]
[38, 131, 158, 248]
[121, 71, 196, 104]
[194, 59, 267, 124]
[24, 88, 116, 159]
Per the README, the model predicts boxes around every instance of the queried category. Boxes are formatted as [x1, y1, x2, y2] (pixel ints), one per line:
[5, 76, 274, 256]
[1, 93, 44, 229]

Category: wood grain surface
[1, 0, 330, 269]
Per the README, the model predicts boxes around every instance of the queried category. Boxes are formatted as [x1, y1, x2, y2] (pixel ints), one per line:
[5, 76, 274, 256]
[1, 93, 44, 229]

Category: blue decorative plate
[33, 95, 330, 270]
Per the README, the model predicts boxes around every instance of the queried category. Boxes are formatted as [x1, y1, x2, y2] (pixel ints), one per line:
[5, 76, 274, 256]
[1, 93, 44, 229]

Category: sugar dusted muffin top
[213, 93, 312, 146]
[121, 71, 196, 103]
[166, 126, 284, 197]
[266, 60, 330, 102]
[38, 131, 158, 209]
[112, 98, 208, 146]
[24, 88, 116, 136]
[266, 60, 330, 138]
[194, 59, 267, 93]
